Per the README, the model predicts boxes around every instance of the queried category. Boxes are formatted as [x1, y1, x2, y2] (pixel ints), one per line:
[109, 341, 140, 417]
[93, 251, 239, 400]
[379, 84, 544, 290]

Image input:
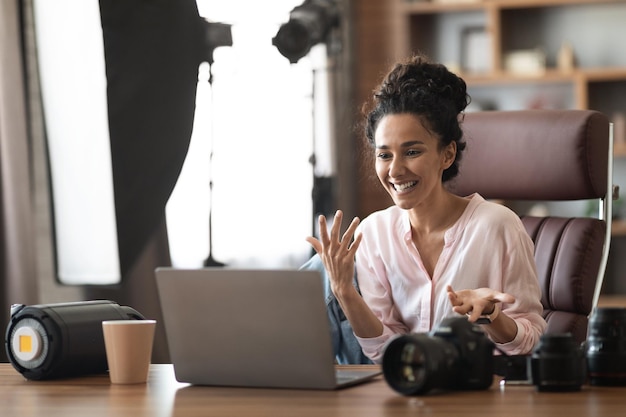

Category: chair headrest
[448, 110, 610, 201]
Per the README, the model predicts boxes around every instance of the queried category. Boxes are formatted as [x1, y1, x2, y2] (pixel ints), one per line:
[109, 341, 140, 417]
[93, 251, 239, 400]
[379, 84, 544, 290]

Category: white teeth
[393, 181, 417, 191]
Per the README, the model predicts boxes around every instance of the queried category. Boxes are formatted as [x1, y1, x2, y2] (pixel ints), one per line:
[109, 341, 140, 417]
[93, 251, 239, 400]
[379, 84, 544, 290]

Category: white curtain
[32, 0, 120, 285]
[167, 0, 333, 269]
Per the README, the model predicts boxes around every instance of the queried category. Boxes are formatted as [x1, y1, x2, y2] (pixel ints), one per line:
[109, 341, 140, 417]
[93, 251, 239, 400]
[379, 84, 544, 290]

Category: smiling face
[374, 113, 456, 210]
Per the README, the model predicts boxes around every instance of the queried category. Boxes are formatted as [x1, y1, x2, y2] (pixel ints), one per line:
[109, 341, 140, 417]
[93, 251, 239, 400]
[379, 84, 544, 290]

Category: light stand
[273, 0, 342, 241]
[199, 20, 233, 268]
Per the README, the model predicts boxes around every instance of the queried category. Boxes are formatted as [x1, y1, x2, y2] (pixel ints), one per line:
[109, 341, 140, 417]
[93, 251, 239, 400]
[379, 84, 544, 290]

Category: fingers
[341, 216, 361, 250]
[305, 236, 322, 254]
[315, 211, 360, 248]
[317, 214, 329, 245]
[446, 285, 461, 307]
[465, 308, 483, 323]
[307, 211, 362, 269]
[494, 292, 516, 304]
[349, 231, 363, 253]
[447, 287, 514, 323]
[329, 210, 343, 244]
[446, 285, 456, 298]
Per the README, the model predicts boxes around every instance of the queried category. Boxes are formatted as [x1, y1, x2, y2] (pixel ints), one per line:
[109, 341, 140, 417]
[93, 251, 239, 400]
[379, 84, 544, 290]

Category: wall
[352, 0, 400, 219]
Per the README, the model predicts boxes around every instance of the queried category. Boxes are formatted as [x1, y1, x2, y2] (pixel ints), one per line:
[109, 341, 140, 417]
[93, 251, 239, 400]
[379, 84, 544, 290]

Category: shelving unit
[396, 0, 626, 114]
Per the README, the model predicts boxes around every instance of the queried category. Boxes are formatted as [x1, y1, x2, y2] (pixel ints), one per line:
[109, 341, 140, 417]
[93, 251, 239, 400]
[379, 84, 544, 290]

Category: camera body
[382, 317, 494, 395]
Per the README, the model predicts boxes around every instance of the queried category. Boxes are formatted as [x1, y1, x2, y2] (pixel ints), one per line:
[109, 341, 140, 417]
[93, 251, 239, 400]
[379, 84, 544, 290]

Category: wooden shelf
[400, 1, 486, 13]
[583, 68, 626, 82]
[494, 0, 624, 10]
[612, 220, 626, 236]
[614, 142, 626, 158]
[401, 0, 625, 14]
[461, 68, 626, 85]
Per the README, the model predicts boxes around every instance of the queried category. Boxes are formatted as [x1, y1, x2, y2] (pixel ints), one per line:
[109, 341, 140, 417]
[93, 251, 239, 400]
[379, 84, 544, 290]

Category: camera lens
[530, 333, 585, 392]
[382, 318, 494, 395]
[586, 307, 626, 386]
[382, 334, 460, 395]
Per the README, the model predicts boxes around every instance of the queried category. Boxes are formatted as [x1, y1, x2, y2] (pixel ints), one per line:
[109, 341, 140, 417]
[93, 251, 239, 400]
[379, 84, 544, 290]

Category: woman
[306, 55, 546, 364]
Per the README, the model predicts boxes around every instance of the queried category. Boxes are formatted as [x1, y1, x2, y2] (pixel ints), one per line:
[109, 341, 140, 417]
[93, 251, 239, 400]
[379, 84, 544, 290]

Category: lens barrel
[586, 307, 626, 386]
[382, 333, 460, 395]
[531, 333, 586, 392]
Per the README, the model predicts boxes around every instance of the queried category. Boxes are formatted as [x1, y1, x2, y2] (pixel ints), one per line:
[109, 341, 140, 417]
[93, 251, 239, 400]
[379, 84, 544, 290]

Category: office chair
[450, 109, 614, 344]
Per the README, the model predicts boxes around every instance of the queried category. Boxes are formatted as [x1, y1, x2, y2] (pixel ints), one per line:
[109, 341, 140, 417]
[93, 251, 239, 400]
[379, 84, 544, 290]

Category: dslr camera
[382, 317, 494, 395]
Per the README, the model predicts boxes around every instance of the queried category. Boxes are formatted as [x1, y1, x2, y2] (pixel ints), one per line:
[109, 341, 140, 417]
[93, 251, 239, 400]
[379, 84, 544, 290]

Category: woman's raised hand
[306, 210, 362, 295]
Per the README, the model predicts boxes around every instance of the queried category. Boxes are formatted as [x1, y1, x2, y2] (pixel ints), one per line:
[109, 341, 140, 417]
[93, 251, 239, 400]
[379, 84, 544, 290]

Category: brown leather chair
[450, 109, 614, 343]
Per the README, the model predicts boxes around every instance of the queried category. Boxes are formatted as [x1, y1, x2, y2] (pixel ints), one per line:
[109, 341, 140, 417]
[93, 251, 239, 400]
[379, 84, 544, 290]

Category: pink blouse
[354, 194, 546, 363]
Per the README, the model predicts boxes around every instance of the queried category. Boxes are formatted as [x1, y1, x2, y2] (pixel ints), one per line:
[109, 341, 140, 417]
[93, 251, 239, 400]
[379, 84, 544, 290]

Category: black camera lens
[382, 317, 494, 396]
[382, 333, 460, 395]
[530, 333, 586, 392]
[586, 307, 626, 386]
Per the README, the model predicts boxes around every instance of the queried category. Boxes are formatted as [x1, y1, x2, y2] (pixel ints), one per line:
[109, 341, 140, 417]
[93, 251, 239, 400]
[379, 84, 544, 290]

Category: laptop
[155, 267, 381, 390]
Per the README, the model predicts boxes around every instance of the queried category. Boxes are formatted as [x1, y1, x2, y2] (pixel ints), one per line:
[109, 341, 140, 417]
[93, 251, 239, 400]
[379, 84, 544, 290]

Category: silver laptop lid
[155, 267, 340, 389]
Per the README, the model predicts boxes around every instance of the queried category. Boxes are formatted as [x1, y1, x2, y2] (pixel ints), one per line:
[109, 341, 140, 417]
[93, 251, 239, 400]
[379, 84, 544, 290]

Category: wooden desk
[1, 363, 625, 416]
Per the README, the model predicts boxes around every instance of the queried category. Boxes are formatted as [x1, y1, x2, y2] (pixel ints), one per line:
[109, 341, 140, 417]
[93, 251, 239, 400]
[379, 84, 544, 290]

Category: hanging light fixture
[272, 0, 340, 64]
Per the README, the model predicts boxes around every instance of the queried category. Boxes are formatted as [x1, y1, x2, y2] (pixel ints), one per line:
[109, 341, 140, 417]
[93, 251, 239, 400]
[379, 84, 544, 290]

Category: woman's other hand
[446, 285, 515, 323]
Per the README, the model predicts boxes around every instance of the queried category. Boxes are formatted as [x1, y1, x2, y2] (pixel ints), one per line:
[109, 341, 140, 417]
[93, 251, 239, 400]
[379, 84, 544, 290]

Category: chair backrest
[449, 109, 613, 343]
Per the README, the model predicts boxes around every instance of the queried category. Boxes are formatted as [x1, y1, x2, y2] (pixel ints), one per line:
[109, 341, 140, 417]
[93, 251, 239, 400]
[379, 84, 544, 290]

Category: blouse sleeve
[491, 213, 546, 355]
[353, 222, 410, 363]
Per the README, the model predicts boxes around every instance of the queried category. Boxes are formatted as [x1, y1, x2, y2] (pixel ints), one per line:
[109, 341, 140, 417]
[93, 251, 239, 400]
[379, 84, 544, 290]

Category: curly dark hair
[363, 55, 470, 182]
